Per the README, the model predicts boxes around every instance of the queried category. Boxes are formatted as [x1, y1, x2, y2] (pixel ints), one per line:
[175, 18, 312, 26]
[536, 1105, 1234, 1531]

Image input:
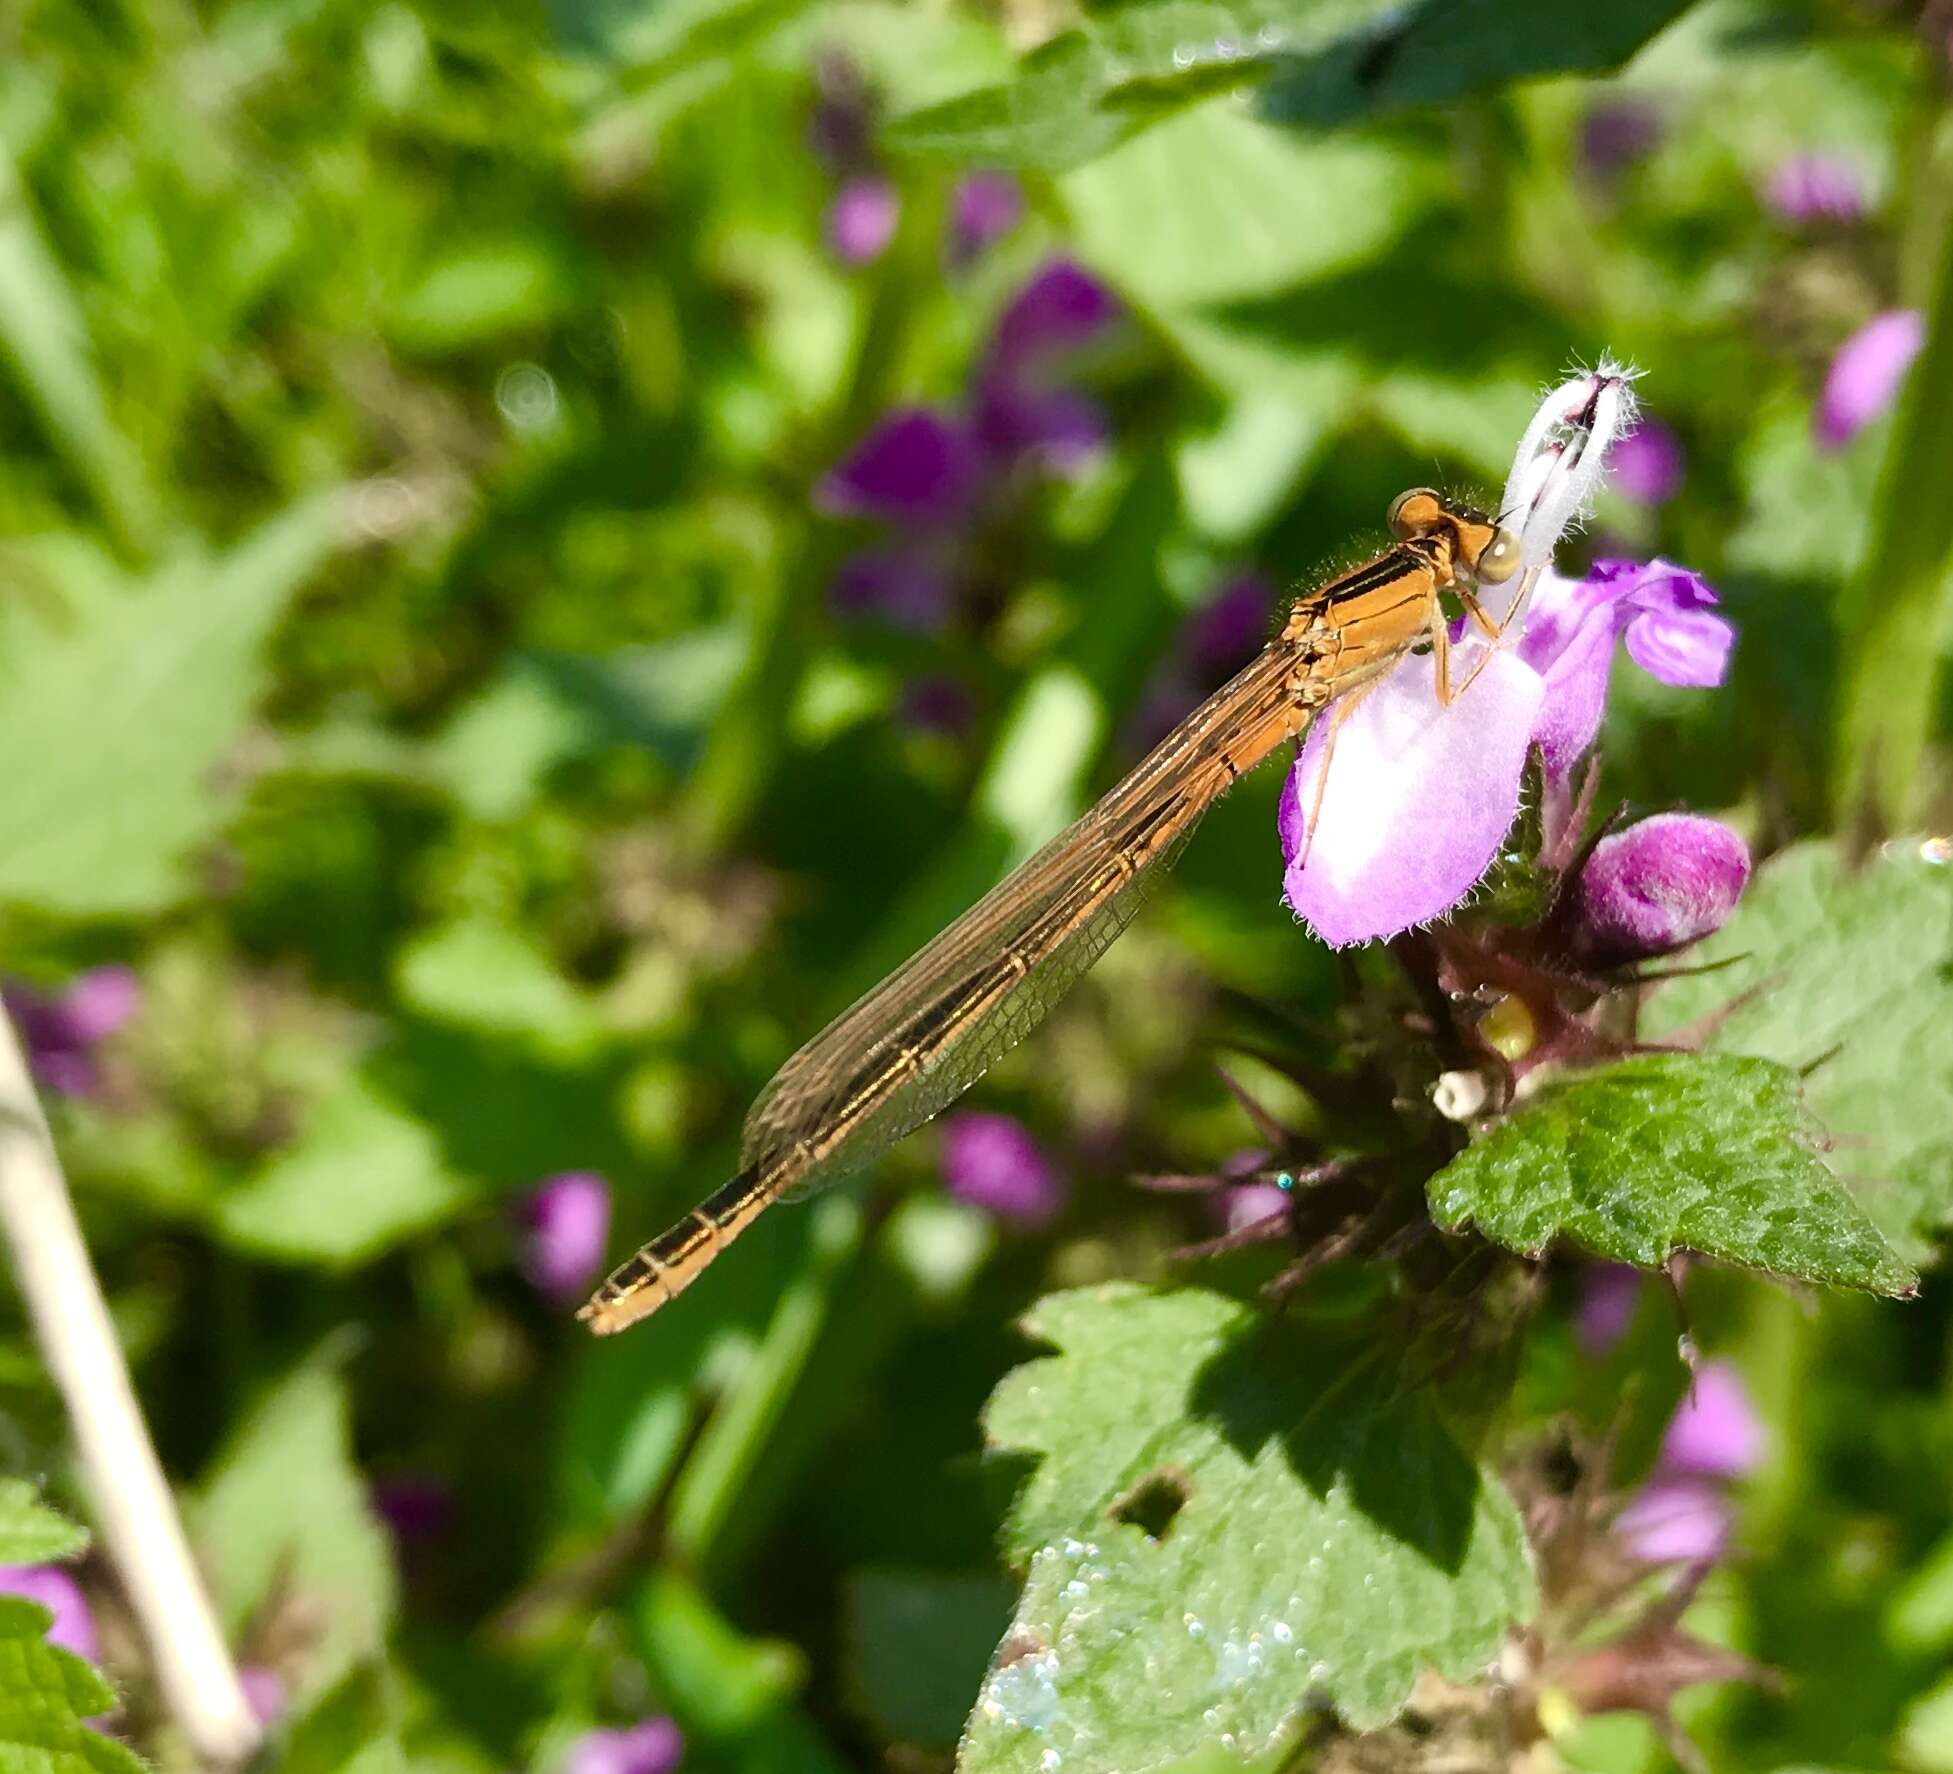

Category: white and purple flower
[1279, 368, 1736, 950]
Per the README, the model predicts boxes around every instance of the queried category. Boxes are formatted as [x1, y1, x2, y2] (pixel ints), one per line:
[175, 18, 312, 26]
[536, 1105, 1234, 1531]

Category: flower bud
[1658, 1360, 1764, 1479]
[1572, 814, 1750, 963]
[0, 1565, 97, 1661]
[1816, 309, 1923, 450]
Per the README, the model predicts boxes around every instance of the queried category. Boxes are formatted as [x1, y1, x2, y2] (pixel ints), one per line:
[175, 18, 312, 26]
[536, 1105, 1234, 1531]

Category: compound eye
[1474, 528, 1522, 585]
[1386, 487, 1442, 540]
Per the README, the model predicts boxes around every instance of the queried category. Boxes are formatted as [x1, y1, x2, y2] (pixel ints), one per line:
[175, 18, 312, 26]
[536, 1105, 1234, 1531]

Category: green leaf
[885, 0, 1389, 171]
[0, 495, 346, 916]
[0, 1597, 144, 1774]
[0, 1481, 87, 1567]
[215, 1072, 472, 1268]
[394, 919, 607, 1059]
[885, 0, 1693, 172]
[1640, 840, 1953, 1265]
[1255, 0, 1700, 130]
[0, 149, 158, 553]
[193, 1356, 397, 1708]
[1428, 1053, 1916, 1296]
[963, 1285, 1533, 1772]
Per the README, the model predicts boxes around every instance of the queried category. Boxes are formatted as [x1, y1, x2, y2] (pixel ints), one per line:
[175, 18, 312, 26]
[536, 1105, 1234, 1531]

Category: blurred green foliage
[1, 0, 1952, 1769]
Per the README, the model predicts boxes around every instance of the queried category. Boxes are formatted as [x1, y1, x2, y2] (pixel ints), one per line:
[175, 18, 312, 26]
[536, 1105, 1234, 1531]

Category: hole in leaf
[1109, 1468, 1191, 1542]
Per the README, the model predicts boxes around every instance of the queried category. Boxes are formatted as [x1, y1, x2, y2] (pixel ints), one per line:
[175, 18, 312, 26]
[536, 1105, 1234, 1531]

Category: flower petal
[1530, 603, 1617, 781]
[819, 407, 981, 526]
[985, 258, 1119, 383]
[1622, 604, 1735, 686]
[1658, 1359, 1765, 1479]
[1616, 1475, 1731, 1565]
[1280, 651, 1543, 948]
[948, 171, 1024, 267]
[1816, 309, 1923, 451]
[829, 547, 956, 630]
[1609, 417, 1685, 505]
[940, 1111, 1064, 1226]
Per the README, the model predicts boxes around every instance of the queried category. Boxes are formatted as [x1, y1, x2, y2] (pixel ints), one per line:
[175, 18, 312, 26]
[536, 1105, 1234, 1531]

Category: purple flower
[982, 258, 1120, 387]
[824, 259, 1118, 626]
[899, 674, 977, 736]
[1816, 309, 1924, 450]
[826, 177, 899, 266]
[239, 1665, 287, 1726]
[1764, 153, 1866, 225]
[565, 1718, 685, 1774]
[1221, 1182, 1291, 1235]
[1658, 1360, 1765, 1480]
[517, 1172, 612, 1302]
[820, 409, 982, 528]
[1580, 99, 1661, 181]
[1185, 577, 1273, 670]
[0, 1565, 97, 1662]
[1575, 1261, 1644, 1356]
[1279, 560, 1734, 949]
[1615, 1475, 1732, 1565]
[948, 172, 1024, 267]
[370, 1471, 453, 1546]
[1609, 418, 1684, 506]
[1572, 814, 1751, 963]
[940, 1112, 1064, 1227]
[5, 966, 140, 1100]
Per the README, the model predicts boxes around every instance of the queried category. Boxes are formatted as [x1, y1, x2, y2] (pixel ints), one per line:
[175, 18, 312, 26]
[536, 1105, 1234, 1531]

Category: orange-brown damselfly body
[579, 488, 1522, 1334]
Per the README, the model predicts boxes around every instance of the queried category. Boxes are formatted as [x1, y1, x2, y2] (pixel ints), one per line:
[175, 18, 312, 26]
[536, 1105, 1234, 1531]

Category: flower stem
[0, 1006, 259, 1764]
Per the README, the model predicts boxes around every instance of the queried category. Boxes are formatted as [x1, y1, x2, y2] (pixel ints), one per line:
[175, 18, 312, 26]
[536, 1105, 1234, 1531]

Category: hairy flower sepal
[1282, 560, 1733, 949]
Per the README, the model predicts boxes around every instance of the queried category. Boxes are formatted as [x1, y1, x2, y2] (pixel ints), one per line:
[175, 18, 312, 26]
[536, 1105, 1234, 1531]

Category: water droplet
[495, 362, 558, 431]
[1184, 1613, 1207, 1641]
[1921, 836, 1952, 866]
[1172, 43, 1195, 66]
[1213, 36, 1239, 60]
[1255, 23, 1284, 47]
[1271, 1621, 1294, 1646]
[1041, 1752, 1062, 1772]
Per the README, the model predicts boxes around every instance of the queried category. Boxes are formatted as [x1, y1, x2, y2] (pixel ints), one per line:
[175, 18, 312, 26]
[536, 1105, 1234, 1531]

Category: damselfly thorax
[579, 488, 1521, 1334]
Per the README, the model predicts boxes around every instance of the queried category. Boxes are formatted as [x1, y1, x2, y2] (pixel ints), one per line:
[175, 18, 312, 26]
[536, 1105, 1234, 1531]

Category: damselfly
[580, 488, 1524, 1333]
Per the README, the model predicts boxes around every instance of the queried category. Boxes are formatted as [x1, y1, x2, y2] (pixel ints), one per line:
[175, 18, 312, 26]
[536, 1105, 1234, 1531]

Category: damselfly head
[1384, 487, 1522, 585]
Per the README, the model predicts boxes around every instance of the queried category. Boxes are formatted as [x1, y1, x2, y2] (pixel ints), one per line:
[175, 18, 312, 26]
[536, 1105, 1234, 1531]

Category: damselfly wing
[580, 489, 1520, 1333]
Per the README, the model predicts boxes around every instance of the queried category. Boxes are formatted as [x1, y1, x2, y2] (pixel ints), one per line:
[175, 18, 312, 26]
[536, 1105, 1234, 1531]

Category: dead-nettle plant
[957, 366, 1926, 1774]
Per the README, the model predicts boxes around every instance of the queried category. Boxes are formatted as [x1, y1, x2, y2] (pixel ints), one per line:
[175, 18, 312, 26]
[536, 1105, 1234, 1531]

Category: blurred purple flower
[4, 966, 140, 1100]
[1616, 1475, 1732, 1565]
[808, 49, 874, 170]
[239, 1666, 288, 1727]
[1576, 1262, 1644, 1356]
[949, 172, 1024, 268]
[1764, 153, 1866, 225]
[517, 1172, 612, 1302]
[1580, 99, 1661, 181]
[1573, 814, 1751, 964]
[1128, 575, 1273, 754]
[565, 1718, 685, 1774]
[940, 1112, 1064, 1227]
[1280, 560, 1733, 949]
[900, 674, 977, 736]
[1221, 1182, 1291, 1235]
[826, 177, 899, 266]
[371, 1472, 453, 1546]
[829, 547, 956, 631]
[823, 258, 1119, 628]
[0, 1565, 97, 1662]
[1659, 1360, 1765, 1480]
[1816, 309, 1924, 450]
[1609, 418, 1684, 505]
[821, 409, 982, 528]
[1185, 577, 1273, 670]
